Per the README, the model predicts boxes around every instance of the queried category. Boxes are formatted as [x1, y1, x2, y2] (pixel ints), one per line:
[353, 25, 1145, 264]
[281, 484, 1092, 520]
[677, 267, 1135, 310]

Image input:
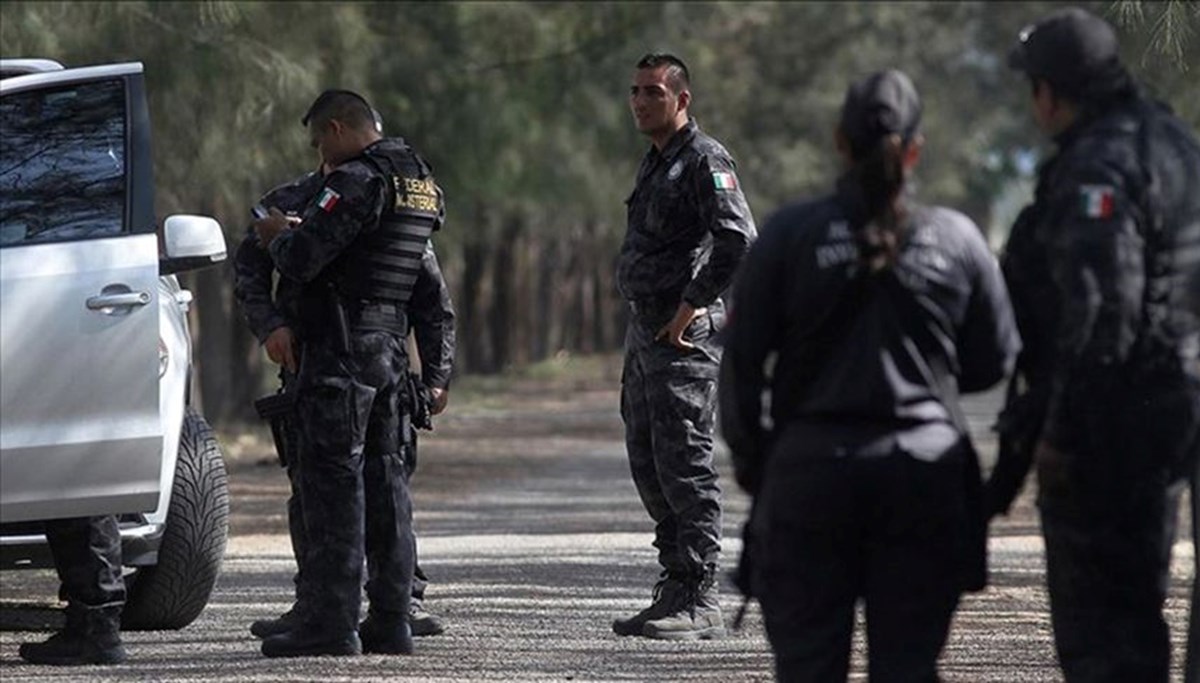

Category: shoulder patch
[316, 187, 341, 213]
[1078, 184, 1115, 219]
[712, 171, 738, 192]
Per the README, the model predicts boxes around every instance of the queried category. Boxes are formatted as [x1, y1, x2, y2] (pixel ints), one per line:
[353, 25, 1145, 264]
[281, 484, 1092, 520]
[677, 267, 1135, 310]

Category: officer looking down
[251, 89, 449, 658]
[233, 159, 455, 642]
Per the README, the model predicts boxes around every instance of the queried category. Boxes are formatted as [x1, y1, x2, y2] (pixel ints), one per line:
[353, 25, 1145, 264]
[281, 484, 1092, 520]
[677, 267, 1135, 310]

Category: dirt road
[1, 356, 1194, 681]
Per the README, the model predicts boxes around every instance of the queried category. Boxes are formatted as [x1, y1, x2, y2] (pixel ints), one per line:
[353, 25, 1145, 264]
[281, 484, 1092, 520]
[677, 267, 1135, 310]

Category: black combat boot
[19, 605, 127, 665]
[250, 605, 301, 639]
[261, 625, 362, 658]
[409, 599, 445, 637]
[642, 564, 725, 640]
[359, 611, 415, 655]
[612, 570, 687, 636]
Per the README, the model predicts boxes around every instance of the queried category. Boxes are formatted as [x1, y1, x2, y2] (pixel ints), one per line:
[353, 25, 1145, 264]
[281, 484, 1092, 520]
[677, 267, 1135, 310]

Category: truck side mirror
[160, 215, 226, 274]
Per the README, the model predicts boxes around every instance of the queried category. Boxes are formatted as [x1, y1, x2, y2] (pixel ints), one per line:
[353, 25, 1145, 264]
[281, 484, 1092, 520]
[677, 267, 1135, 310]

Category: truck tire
[122, 408, 229, 630]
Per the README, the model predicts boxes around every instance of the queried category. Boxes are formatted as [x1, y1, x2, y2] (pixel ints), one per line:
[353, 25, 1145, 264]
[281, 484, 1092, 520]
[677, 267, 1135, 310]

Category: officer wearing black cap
[720, 69, 1018, 680]
[251, 89, 452, 657]
[232, 163, 454, 640]
[1002, 7, 1200, 681]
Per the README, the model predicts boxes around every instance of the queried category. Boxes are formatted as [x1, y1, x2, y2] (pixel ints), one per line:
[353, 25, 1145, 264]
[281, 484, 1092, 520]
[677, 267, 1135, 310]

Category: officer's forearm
[683, 230, 750, 307]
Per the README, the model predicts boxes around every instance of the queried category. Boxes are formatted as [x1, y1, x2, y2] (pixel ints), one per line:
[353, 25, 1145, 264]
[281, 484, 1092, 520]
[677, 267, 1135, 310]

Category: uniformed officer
[613, 53, 756, 641]
[251, 89, 450, 657]
[719, 70, 1019, 680]
[17, 517, 127, 664]
[232, 163, 455, 640]
[1003, 8, 1200, 680]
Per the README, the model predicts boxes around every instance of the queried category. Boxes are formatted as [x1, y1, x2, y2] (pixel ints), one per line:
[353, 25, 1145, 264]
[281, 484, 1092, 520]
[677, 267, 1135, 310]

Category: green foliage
[3, 0, 1194, 240]
[1110, 0, 1200, 127]
[3, 0, 1197, 398]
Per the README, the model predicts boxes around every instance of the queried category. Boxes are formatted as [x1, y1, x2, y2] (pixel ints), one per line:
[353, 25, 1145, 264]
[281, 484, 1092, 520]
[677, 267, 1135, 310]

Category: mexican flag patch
[317, 187, 341, 213]
[712, 171, 738, 192]
[1079, 184, 1114, 219]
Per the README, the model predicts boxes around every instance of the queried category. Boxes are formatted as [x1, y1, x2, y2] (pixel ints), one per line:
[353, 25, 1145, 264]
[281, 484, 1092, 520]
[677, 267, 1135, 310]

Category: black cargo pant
[279, 366, 428, 613]
[292, 331, 414, 634]
[1038, 376, 1199, 682]
[45, 516, 126, 627]
[751, 432, 967, 683]
[620, 305, 723, 576]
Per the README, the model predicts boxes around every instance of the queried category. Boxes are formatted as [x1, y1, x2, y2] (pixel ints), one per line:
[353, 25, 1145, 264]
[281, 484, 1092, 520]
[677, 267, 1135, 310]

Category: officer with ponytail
[719, 70, 1019, 680]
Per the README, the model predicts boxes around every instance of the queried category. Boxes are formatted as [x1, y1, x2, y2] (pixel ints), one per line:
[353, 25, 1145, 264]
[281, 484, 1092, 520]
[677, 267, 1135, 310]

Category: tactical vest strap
[332, 141, 442, 306]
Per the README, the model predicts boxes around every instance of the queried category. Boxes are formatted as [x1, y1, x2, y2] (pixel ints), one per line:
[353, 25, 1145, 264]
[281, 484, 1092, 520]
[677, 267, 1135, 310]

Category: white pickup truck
[0, 58, 229, 630]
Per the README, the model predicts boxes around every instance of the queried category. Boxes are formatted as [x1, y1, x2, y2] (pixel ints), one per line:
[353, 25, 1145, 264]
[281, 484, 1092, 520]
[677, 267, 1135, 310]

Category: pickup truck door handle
[86, 291, 151, 311]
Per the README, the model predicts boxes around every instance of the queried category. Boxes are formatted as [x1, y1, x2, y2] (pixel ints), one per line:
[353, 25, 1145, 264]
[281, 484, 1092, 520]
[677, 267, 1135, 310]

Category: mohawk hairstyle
[636, 53, 690, 95]
[301, 89, 377, 131]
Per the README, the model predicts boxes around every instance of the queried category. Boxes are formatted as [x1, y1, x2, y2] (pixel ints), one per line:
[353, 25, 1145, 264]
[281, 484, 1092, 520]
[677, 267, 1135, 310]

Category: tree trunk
[459, 239, 488, 374]
[488, 215, 522, 371]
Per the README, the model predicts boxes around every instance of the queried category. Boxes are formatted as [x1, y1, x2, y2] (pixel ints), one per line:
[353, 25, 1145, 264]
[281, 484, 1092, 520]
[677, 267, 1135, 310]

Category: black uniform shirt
[1013, 98, 1200, 448]
[616, 119, 756, 311]
[720, 192, 1019, 466]
[232, 171, 324, 343]
[261, 139, 457, 388]
[269, 147, 391, 284]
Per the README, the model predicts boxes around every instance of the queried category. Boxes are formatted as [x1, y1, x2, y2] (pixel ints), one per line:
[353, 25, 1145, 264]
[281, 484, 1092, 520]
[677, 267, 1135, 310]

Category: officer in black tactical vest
[613, 53, 756, 641]
[1001, 8, 1200, 680]
[232, 160, 455, 641]
[252, 89, 450, 657]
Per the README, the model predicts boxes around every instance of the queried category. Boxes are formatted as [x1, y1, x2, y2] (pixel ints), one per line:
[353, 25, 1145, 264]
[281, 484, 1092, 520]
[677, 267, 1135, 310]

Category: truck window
[0, 79, 127, 246]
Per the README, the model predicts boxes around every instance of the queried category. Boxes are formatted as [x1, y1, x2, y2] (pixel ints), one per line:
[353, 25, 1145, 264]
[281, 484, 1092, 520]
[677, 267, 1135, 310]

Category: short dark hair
[636, 53, 690, 94]
[301, 89, 377, 131]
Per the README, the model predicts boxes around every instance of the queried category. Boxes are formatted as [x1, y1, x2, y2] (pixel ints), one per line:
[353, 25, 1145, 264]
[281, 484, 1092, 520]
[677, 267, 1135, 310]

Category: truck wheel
[122, 408, 229, 630]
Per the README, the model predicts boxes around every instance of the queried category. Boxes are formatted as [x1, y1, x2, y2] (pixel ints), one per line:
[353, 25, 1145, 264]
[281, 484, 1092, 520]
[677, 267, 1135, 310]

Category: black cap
[839, 69, 922, 158]
[1008, 7, 1121, 92]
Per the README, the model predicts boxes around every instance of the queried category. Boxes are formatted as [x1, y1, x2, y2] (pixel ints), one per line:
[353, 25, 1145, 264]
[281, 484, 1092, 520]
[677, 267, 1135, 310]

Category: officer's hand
[657, 302, 706, 350]
[430, 387, 449, 416]
[264, 326, 298, 373]
[1034, 438, 1069, 495]
[254, 207, 291, 248]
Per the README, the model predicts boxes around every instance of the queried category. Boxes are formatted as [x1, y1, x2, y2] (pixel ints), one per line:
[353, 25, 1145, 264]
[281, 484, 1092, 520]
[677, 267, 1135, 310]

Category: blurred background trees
[2, 1, 1196, 426]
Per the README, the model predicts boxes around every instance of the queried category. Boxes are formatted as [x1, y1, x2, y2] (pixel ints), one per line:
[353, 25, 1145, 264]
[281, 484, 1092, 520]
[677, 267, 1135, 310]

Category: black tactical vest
[335, 140, 442, 305]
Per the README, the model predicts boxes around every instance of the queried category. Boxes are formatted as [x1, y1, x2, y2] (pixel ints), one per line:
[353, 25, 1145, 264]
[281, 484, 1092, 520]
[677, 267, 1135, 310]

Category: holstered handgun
[254, 390, 297, 468]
